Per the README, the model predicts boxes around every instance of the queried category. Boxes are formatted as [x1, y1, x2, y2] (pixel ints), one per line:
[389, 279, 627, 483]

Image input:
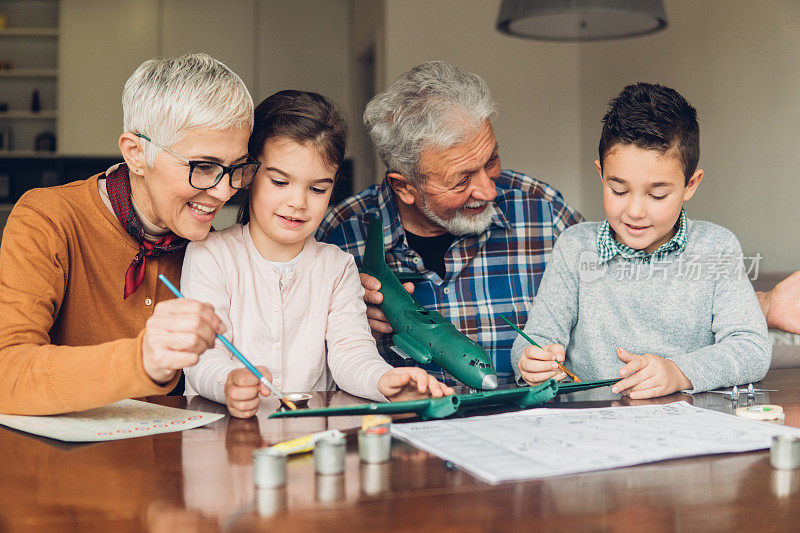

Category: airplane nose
[481, 374, 498, 390]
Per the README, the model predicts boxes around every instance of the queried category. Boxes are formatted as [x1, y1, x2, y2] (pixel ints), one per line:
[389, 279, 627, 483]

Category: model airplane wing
[268, 378, 621, 421]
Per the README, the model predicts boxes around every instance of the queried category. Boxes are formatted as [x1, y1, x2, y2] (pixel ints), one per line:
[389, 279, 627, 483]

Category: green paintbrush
[499, 315, 582, 383]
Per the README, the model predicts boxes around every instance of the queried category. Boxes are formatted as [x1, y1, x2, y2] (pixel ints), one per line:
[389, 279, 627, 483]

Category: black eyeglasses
[135, 133, 261, 190]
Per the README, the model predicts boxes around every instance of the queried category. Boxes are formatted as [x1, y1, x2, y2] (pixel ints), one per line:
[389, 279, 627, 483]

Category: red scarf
[106, 164, 188, 299]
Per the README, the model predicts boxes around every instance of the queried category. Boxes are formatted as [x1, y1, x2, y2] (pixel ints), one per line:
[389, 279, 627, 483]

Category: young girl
[182, 90, 453, 417]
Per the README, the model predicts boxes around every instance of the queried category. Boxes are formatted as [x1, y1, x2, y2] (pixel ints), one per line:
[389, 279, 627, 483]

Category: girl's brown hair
[237, 90, 349, 224]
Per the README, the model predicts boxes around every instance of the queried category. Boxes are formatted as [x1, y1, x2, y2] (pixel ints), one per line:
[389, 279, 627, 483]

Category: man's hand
[224, 366, 272, 418]
[611, 348, 692, 399]
[517, 343, 567, 386]
[377, 367, 455, 401]
[359, 273, 414, 336]
[142, 299, 225, 384]
[758, 271, 800, 334]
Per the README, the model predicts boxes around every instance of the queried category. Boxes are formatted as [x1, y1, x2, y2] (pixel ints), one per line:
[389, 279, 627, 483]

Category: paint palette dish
[282, 393, 313, 409]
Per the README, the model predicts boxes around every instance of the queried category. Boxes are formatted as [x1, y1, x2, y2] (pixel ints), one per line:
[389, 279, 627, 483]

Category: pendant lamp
[497, 0, 668, 41]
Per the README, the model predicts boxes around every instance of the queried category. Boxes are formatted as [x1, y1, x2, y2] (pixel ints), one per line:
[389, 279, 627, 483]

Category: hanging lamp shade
[496, 0, 668, 41]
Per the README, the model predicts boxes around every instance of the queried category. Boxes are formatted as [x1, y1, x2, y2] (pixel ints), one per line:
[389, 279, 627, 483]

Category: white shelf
[0, 110, 57, 119]
[0, 69, 58, 78]
[0, 151, 59, 158]
[0, 28, 59, 37]
[0, 0, 60, 160]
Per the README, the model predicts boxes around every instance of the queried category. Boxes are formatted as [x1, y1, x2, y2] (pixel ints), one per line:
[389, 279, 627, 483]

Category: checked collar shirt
[596, 208, 688, 264]
[316, 169, 583, 385]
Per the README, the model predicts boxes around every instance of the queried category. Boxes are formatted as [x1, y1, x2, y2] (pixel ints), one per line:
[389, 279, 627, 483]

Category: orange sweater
[0, 174, 182, 414]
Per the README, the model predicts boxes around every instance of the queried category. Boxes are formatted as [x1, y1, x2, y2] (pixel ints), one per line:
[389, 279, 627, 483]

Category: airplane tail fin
[361, 215, 385, 277]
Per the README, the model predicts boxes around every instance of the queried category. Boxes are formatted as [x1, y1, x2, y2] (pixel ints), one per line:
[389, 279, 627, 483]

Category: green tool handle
[500, 314, 541, 348]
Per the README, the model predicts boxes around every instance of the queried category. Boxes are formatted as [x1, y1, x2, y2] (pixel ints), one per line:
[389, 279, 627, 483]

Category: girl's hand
[518, 343, 567, 386]
[224, 366, 272, 418]
[611, 348, 692, 399]
[378, 367, 455, 401]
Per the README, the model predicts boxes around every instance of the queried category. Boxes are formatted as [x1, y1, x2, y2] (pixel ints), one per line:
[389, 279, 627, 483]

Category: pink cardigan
[181, 224, 391, 403]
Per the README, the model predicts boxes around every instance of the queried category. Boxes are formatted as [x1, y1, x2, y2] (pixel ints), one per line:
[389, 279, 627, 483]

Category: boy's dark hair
[238, 89, 349, 224]
[599, 82, 699, 184]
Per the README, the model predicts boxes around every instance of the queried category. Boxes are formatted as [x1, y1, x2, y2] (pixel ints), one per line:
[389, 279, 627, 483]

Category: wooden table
[2, 370, 799, 532]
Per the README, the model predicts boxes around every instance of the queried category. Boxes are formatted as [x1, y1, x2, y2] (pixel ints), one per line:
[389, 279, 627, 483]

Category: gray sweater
[510, 220, 771, 392]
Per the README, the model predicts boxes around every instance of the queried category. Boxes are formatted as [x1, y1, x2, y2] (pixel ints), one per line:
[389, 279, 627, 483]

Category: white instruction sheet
[391, 401, 800, 484]
[0, 399, 224, 442]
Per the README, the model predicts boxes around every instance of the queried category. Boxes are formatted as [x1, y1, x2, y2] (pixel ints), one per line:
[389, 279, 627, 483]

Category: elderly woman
[0, 53, 257, 414]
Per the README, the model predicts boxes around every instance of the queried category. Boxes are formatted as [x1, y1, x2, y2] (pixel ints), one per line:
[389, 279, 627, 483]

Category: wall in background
[577, 0, 800, 272]
[44, 0, 800, 271]
[255, 0, 351, 126]
[380, 0, 583, 206]
[377, 0, 799, 272]
[58, 0, 351, 158]
[58, 0, 159, 155]
[348, 0, 384, 193]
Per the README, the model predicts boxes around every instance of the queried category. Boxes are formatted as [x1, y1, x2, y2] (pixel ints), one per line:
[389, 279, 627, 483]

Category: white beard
[420, 195, 495, 236]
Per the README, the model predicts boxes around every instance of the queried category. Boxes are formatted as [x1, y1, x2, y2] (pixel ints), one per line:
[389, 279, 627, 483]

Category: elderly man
[317, 60, 800, 386]
[0, 54, 254, 414]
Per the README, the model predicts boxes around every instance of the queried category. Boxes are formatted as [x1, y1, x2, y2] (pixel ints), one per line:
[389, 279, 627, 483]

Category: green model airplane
[360, 215, 498, 390]
[269, 378, 621, 421]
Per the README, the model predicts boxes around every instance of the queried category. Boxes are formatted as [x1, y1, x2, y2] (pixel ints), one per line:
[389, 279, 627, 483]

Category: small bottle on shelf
[31, 89, 41, 112]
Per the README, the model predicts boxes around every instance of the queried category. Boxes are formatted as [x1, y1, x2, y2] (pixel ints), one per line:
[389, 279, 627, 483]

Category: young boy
[511, 82, 770, 399]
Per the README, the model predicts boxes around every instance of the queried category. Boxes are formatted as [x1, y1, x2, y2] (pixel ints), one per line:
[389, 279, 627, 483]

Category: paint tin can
[315, 471, 345, 502]
[360, 462, 390, 496]
[771, 468, 800, 498]
[313, 434, 346, 475]
[358, 428, 391, 463]
[770, 435, 800, 470]
[253, 447, 288, 488]
[256, 487, 287, 517]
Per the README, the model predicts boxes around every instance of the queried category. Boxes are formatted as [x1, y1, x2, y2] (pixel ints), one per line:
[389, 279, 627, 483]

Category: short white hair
[123, 53, 254, 166]
[363, 60, 497, 186]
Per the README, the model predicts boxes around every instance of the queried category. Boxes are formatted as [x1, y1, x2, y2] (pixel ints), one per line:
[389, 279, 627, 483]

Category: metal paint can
[770, 435, 800, 470]
[358, 429, 391, 463]
[256, 487, 287, 516]
[253, 447, 288, 488]
[313, 434, 346, 475]
[771, 468, 800, 498]
[360, 462, 390, 496]
[315, 471, 345, 502]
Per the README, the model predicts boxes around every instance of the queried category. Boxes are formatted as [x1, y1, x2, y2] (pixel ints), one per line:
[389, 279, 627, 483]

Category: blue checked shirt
[316, 169, 583, 385]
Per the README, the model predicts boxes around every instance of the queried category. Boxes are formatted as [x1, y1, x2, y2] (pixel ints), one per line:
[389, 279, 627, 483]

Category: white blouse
[181, 224, 391, 403]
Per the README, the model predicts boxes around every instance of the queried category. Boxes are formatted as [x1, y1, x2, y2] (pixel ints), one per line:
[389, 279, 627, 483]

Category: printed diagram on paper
[391, 401, 800, 484]
[0, 400, 224, 442]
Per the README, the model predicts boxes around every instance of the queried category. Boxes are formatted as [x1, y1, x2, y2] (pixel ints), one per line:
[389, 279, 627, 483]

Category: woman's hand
[141, 299, 225, 384]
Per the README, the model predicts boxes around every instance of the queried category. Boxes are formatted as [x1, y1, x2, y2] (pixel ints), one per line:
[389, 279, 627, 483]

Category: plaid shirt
[596, 208, 688, 264]
[316, 169, 583, 385]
